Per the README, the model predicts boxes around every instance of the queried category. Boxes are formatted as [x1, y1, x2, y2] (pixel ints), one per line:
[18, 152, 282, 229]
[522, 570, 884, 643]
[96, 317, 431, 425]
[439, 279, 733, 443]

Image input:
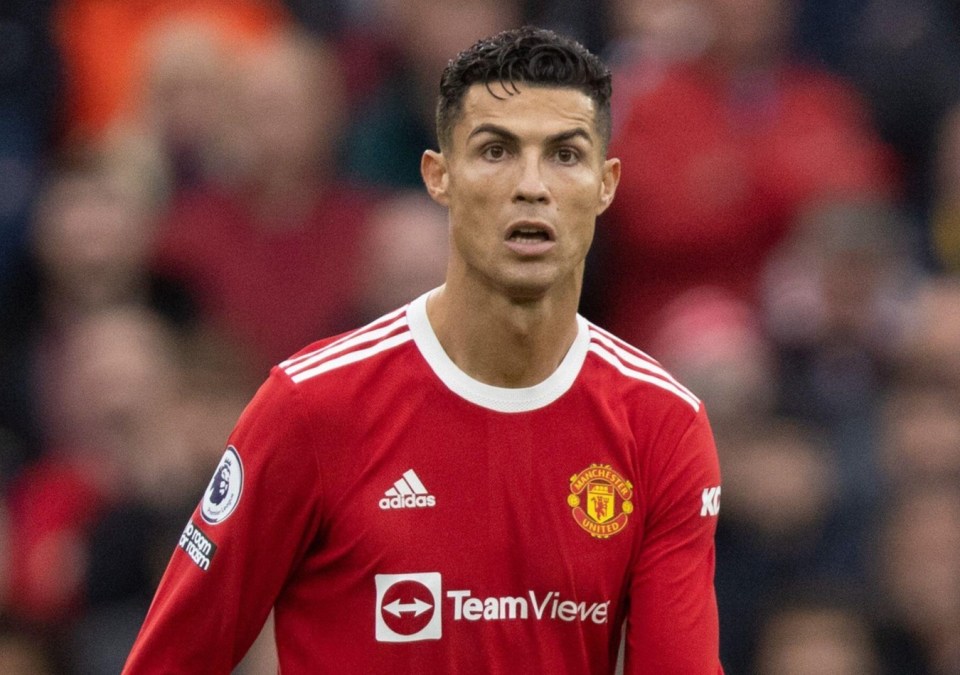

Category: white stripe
[280, 306, 407, 370]
[588, 343, 700, 412]
[290, 331, 413, 383]
[284, 315, 408, 376]
[394, 479, 414, 497]
[589, 329, 699, 405]
[589, 326, 695, 399]
[402, 469, 428, 495]
[589, 323, 658, 362]
[384, 487, 399, 498]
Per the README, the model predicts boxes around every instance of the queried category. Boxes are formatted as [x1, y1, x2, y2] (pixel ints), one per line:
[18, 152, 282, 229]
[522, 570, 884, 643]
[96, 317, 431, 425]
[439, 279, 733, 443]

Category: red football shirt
[124, 291, 723, 674]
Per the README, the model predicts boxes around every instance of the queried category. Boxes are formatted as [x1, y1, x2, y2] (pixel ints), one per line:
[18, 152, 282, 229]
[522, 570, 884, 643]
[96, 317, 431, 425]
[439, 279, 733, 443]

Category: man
[124, 26, 723, 673]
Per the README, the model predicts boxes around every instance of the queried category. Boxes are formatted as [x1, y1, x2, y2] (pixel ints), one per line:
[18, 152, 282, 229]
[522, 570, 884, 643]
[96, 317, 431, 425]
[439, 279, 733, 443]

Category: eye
[481, 144, 508, 161]
[554, 147, 580, 165]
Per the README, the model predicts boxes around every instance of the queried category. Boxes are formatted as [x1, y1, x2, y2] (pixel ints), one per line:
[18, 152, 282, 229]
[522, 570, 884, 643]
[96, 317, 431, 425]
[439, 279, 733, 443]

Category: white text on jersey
[379, 469, 436, 510]
[700, 486, 721, 517]
[447, 589, 610, 625]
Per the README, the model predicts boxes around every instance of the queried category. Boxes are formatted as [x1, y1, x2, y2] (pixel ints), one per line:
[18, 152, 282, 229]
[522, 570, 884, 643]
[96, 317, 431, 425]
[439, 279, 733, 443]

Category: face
[422, 84, 619, 300]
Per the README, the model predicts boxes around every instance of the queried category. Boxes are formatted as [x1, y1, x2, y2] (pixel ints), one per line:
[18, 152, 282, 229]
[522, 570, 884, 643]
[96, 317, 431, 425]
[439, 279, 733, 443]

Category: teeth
[508, 225, 551, 242]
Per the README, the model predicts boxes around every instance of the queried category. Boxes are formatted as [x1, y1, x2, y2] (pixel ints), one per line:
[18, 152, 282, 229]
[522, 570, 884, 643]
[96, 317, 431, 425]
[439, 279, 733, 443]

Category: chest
[309, 401, 644, 610]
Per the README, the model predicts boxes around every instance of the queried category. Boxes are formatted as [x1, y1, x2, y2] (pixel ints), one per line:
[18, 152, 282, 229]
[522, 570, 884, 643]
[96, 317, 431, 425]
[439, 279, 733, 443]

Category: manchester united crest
[568, 464, 633, 538]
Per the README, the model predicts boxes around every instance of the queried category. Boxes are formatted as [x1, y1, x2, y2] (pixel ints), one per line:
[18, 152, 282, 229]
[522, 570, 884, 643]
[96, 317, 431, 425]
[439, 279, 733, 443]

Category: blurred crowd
[0, 0, 959, 673]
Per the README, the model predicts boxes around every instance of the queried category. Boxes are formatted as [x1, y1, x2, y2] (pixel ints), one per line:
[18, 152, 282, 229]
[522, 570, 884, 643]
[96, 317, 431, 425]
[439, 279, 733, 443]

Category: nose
[513, 153, 550, 204]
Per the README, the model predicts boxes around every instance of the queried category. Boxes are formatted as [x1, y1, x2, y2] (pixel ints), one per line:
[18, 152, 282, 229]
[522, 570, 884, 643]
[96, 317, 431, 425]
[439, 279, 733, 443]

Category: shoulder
[582, 320, 702, 415]
[228, 306, 417, 442]
[275, 304, 415, 388]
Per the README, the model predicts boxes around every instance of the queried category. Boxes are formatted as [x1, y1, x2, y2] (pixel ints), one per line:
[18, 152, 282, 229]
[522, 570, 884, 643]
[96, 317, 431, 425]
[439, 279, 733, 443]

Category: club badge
[568, 463, 633, 538]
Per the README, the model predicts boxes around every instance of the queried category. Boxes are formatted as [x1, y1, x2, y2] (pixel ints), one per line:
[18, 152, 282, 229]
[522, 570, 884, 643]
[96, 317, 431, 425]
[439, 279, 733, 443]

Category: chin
[496, 272, 562, 302]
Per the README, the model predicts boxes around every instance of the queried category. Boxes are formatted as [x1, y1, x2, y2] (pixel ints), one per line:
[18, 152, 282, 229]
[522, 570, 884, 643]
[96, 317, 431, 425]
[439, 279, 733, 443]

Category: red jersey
[124, 292, 723, 674]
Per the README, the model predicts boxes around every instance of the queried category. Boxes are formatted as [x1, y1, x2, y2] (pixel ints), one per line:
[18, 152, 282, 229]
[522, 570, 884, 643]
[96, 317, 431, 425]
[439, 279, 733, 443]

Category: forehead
[453, 83, 600, 143]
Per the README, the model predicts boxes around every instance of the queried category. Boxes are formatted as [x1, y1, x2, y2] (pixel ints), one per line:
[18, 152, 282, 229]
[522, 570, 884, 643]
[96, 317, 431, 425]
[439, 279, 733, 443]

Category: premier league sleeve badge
[201, 446, 244, 525]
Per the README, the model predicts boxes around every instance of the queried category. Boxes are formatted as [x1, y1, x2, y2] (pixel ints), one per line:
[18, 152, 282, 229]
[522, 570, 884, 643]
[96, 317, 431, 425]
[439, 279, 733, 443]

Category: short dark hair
[436, 26, 612, 151]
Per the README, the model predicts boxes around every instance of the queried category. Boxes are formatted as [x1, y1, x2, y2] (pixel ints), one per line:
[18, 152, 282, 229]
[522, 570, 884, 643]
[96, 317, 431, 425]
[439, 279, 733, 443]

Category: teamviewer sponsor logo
[379, 469, 436, 509]
[375, 573, 442, 642]
[374, 572, 613, 644]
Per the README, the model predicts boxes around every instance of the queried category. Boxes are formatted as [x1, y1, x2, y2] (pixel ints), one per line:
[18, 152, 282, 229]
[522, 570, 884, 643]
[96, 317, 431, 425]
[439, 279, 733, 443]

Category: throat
[428, 288, 579, 388]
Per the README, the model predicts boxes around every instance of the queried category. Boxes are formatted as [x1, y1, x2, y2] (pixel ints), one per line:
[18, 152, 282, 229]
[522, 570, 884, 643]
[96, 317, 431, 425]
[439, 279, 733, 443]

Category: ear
[421, 150, 450, 207]
[596, 157, 621, 216]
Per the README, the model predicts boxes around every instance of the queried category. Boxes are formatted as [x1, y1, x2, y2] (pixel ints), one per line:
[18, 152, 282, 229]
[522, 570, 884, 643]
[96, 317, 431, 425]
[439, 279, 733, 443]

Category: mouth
[505, 221, 556, 243]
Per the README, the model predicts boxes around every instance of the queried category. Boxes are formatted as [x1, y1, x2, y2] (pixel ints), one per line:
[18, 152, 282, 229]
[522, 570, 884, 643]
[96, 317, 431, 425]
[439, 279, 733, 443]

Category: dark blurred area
[1, 1, 959, 673]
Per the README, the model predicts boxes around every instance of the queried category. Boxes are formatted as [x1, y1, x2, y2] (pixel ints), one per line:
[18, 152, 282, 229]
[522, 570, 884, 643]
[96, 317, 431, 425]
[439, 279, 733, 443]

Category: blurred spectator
[151, 28, 381, 371]
[352, 190, 449, 321]
[872, 482, 960, 674]
[896, 274, 960, 386]
[30, 152, 168, 327]
[753, 589, 882, 675]
[0, 0, 61, 481]
[341, 0, 522, 187]
[878, 380, 960, 487]
[0, 145, 186, 478]
[118, 16, 239, 191]
[0, 625, 59, 675]
[5, 306, 184, 629]
[604, 0, 714, 84]
[0, 0, 60, 290]
[838, 0, 960, 260]
[760, 198, 920, 507]
[51, 0, 286, 145]
[762, 199, 919, 360]
[598, 0, 897, 350]
[66, 313, 254, 673]
[646, 286, 778, 435]
[713, 417, 855, 673]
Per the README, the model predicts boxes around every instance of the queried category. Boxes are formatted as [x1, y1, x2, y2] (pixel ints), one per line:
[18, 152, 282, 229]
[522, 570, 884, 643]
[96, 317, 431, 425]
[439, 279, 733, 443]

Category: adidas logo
[379, 469, 436, 510]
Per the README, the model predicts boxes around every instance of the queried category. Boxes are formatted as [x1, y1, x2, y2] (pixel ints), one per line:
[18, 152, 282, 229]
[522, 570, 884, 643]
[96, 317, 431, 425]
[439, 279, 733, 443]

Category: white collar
[406, 290, 589, 413]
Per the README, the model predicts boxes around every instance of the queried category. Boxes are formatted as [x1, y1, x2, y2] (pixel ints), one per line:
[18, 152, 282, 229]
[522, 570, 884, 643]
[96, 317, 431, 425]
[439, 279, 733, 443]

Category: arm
[124, 370, 322, 673]
[624, 407, 723, 674]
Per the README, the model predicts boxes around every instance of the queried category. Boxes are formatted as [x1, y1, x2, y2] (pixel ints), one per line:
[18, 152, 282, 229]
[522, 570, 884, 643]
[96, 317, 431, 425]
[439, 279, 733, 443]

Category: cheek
[448, 206, 488, 260]
[560, 182, 605, 219]
[448, 176, 504, 228]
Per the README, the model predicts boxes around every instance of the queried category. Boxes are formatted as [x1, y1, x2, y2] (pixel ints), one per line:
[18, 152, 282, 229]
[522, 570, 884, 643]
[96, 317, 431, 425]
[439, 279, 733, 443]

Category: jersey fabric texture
[124, 291, 724, 674]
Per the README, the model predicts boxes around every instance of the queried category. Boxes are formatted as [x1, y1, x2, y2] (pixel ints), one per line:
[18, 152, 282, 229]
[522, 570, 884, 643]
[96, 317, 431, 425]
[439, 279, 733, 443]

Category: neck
[425, 280, 581, 388]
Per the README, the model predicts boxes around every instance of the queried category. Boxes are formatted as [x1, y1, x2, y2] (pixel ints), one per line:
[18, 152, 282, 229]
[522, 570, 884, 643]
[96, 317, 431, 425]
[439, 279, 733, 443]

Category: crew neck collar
[406, 290, 589, 413]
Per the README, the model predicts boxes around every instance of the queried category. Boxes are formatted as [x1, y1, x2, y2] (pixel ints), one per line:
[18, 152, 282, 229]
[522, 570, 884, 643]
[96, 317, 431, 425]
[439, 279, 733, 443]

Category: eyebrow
[467, 123, 594, 146]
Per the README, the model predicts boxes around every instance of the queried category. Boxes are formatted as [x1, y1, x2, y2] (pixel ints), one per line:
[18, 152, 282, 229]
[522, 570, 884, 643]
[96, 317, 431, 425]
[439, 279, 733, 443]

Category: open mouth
[509, 228, 550, 242]
[506, 222, 555, 243]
